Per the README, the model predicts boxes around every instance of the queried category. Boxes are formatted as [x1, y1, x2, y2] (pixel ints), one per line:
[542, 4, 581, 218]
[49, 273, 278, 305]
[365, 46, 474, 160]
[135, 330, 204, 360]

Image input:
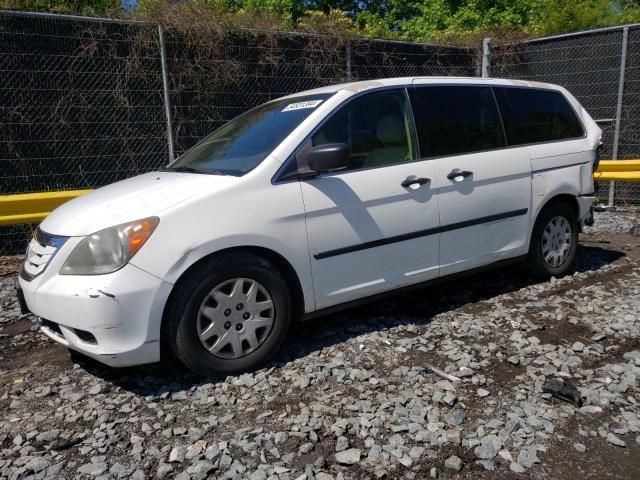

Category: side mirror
[307, 143, 349, 172]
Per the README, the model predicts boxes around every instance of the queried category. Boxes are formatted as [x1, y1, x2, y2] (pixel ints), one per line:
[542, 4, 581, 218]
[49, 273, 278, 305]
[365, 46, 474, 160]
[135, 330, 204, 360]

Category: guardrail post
[481, 38, 491, 78]
[610, 26, 629, 206]
[158, 24, 175, 163]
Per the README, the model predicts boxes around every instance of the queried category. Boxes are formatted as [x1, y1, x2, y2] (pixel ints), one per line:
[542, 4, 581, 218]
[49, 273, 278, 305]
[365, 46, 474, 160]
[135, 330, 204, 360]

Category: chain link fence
[491, 25, 640, 206]
[2, 10, 639, 256]
[164, 30, 476, 157]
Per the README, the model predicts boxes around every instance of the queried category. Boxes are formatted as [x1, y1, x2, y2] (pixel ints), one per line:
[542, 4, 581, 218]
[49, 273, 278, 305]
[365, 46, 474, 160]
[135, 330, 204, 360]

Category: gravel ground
[2, 212, 640, 480]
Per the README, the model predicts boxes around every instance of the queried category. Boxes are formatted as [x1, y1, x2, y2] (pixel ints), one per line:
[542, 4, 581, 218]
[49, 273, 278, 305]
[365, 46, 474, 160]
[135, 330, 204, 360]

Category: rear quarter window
[494, 87, 585, 145]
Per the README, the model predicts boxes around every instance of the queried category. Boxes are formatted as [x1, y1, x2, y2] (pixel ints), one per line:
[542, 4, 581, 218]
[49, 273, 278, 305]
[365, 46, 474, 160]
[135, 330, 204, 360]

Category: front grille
[20, 228, 68, 281]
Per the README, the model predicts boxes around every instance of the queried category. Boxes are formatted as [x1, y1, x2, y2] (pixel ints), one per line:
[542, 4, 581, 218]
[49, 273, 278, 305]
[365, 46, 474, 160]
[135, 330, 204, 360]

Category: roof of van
[282, 77, 562, 99]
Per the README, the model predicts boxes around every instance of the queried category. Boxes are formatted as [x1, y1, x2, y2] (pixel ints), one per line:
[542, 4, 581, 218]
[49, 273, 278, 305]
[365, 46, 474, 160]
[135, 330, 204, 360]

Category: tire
[527, 201, 579, 280]
[165, 253, 291, 377]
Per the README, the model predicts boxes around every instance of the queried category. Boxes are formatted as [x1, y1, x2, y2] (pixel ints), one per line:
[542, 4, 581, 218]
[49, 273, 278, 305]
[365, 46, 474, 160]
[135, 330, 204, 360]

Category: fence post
[158, 24, 175, 163]
[610, 26, 629, 207]
[481, 38, 491, 78]
[346, 39, 352, 81]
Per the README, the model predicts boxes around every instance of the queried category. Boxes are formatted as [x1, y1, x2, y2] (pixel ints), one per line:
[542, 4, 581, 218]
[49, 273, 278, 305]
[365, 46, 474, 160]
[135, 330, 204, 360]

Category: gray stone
[157, 463, 173, 479]
[335, 436, 349, 452]
[607, 433, 626, 447]
[169, 445, 186, 463]
[35, 429, 59, 443]
[335, 448, 361, 465]
[316, 473, 334, 480]
[572, 342, 585, 352]
[477, 388, 490, 398]
[24, 457, 49, 473]
[444, 455, 463, 472]
[78, 462, 108, 476]
[299, 442, 314, 454]
[507, 356, 520, 365]
[275, 431, 288, 445]
[88, 384, 104, 395]
[409, 446, 424, 460]
[46, 462, 65, 477]
[474, 435, 502, 460]
[445, 410, 465, 427]
[477, 460, 495, 471]
[517, 448, 539, 468]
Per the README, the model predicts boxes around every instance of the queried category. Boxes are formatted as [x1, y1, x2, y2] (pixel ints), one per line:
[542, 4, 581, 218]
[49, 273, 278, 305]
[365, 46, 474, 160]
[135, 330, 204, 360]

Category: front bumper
[19, 262, 172, 367]
[578, 195, 595, 228]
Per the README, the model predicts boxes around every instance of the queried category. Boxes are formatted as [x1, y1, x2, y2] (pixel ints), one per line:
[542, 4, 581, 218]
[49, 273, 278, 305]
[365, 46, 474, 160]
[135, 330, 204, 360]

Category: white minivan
[17, 77, 600, 376]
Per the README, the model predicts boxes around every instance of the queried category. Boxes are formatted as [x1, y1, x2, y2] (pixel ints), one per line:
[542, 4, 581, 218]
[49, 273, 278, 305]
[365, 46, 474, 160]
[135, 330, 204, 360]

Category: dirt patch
[0, 317, 33, 336]
[539, 412, 640, 480]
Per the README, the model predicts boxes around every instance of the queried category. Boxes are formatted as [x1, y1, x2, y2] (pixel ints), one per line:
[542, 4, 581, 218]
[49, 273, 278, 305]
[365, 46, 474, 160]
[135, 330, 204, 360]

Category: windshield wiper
[160, 166, 223, 175]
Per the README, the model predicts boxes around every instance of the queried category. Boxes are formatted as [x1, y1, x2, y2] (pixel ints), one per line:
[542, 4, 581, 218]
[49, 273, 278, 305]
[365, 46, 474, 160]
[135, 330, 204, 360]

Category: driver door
[298, 88, 442, 310]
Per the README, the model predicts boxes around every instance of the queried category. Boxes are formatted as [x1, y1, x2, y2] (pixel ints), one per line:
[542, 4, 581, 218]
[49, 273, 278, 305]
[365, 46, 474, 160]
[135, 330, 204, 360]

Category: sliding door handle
[401, 177, 430, 188]
[447, 170, 473, 181]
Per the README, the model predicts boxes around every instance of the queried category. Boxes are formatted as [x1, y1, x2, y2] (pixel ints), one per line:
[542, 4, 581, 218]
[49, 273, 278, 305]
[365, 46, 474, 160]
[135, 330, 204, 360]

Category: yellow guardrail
[594, 159, 640, 182]
[0, 190, 91, 227]
[0, 158, 639, 227]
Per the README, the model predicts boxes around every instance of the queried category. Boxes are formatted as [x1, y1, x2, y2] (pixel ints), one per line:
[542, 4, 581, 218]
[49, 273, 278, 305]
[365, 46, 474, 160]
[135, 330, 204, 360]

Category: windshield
[166, 93, 334, 176]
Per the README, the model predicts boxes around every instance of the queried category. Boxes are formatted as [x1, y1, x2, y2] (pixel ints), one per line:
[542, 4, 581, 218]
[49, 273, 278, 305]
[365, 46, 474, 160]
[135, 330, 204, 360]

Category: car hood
[40, 171, 238, 236]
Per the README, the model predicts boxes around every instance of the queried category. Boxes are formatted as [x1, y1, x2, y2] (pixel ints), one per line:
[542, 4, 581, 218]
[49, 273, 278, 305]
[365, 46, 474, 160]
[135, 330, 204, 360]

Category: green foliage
[3, 0, 640, 41]
[1, 0, 121, 15]
[297, 9, 358, 35]
[538, 0, 640, 35]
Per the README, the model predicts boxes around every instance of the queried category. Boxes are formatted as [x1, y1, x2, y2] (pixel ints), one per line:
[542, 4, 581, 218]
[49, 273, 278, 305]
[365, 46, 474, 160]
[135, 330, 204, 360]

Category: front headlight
[60, 217, 159, 275]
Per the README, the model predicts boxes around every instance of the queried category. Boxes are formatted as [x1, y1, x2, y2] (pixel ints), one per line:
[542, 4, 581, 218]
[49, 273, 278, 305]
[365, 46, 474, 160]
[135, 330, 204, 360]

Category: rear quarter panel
[527, 85, 600, 230]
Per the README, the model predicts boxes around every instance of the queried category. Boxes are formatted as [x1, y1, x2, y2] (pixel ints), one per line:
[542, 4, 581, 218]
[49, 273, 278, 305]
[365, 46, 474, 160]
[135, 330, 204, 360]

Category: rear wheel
[165, 253, 291, 377]
[527, 201, 578, 280]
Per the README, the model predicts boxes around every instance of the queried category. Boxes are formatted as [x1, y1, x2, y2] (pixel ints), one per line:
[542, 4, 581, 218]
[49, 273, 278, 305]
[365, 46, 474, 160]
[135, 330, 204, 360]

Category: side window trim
[273, 86, 421, 183]
[489, 86, 509, 147]
[403, 87, 422, 161]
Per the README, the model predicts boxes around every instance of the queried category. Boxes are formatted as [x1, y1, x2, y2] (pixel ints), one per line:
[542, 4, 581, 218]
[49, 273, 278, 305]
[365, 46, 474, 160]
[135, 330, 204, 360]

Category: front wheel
[165, 253, 291, 377]
[527, 202, 578, 280]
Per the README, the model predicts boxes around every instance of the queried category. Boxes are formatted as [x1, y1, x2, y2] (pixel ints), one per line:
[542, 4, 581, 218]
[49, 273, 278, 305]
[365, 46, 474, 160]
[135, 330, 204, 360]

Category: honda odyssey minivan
[17, 77, 600, 376]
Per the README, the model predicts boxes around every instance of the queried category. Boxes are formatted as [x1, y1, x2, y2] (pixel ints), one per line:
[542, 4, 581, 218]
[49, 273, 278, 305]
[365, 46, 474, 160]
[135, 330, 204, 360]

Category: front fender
[131, 234, 315, 313]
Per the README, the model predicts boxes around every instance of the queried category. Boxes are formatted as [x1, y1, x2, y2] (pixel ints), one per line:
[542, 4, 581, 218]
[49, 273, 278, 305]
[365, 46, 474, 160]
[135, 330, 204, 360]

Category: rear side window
[408, 86, 505, 158]
[494, 87, 584, 145]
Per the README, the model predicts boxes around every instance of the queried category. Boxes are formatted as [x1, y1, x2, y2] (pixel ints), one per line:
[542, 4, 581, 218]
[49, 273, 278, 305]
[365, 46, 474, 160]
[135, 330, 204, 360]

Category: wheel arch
[527, 192, 580, 253]
[161, 245, 306, 337]
[526, 192, 580, 279]
[538, 193, 580, 220]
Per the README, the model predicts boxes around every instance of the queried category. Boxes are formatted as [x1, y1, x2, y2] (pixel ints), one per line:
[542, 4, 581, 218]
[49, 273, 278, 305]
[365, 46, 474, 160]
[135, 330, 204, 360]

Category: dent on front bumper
[19, 262, 173, 367]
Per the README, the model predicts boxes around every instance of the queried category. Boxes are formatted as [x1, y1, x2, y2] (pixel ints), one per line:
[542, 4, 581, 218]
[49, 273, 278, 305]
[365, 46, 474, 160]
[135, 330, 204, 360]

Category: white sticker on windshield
[282, 100, 323, 112]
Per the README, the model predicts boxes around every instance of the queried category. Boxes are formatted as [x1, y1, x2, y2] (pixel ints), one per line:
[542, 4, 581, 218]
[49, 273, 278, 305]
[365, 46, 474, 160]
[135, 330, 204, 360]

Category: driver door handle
[447, 170, 473, 181]
[401, 177, 430, 188]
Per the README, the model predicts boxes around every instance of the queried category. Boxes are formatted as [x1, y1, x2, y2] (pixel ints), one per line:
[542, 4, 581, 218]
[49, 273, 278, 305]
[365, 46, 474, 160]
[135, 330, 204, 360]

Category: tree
[3, 0, 640, 40]
[2, 0, 122, 15]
